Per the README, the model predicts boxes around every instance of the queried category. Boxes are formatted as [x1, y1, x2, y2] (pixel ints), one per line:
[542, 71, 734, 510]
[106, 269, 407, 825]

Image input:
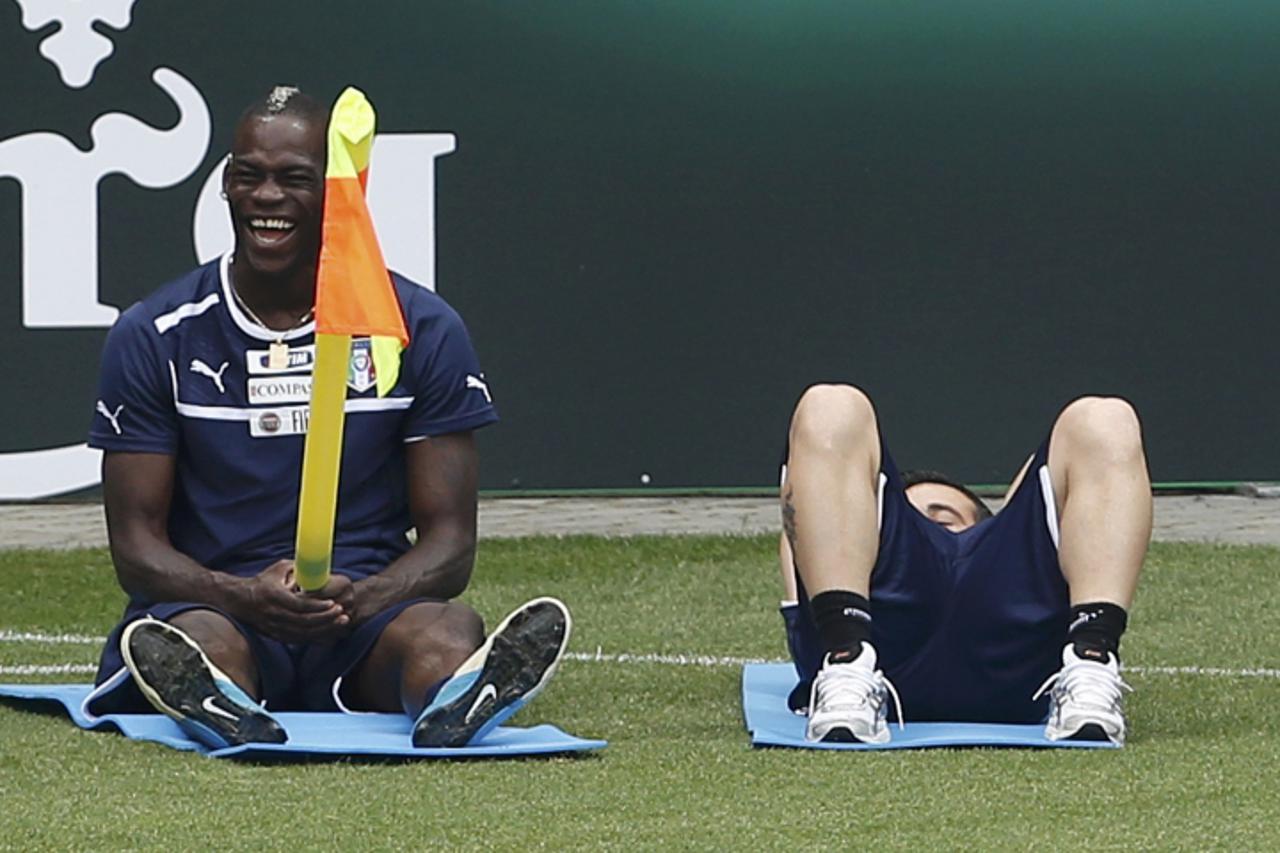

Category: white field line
[565, 650, 772, 667]
[2, 631, 1277, 680]
[0, 631, 101, 645]
[561, 651, 1280, 680]
[1, 664, 97, 676]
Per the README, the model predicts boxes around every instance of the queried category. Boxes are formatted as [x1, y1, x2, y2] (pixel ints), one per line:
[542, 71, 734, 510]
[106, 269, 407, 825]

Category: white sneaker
[1034, 644, 1132, 745]
[805, 643, 903, 744]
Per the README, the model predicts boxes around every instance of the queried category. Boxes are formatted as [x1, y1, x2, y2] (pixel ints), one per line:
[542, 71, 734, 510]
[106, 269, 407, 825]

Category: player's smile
[241, 213, 304, 262]
[247, 217, 297, 243]
[235, 205, 312, 273]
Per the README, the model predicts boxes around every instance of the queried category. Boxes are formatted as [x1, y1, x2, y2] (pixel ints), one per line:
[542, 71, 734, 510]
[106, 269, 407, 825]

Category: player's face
[905, 482, 983, 532]
[224, 114, 325, 280]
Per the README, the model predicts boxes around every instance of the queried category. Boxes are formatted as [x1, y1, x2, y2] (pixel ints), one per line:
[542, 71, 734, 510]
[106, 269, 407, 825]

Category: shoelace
[1031, 660, 1132, 710]
[811, 660, 907, 731]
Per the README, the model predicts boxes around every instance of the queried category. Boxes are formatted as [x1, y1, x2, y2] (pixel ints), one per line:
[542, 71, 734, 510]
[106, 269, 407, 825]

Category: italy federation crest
[347, 338, 376, 393]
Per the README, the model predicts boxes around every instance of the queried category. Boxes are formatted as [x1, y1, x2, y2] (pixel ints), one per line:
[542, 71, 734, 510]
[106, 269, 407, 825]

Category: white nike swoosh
[201, 695, 238, 722]
[464, 683, 498, 724]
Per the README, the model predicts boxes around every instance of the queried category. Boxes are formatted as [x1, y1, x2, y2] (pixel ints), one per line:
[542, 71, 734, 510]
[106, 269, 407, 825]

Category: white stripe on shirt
[153, 293, 221, 335]
[175, 396, 414, 421]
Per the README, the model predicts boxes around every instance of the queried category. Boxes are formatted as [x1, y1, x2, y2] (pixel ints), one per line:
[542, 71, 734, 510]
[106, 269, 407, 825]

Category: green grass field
[2, 537, 1279, 850]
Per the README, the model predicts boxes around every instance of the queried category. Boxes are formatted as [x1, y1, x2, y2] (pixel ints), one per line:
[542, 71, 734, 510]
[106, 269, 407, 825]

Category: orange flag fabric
[314, 88, 409, 345]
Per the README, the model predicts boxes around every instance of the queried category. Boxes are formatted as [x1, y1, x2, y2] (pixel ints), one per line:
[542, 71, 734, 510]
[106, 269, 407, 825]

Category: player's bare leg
[782, 384, 881, 598]
[1037, 396, 1151, 744]
[347, 600, 485, 716]
[782, 384, 895, 743]
[1048, 396, 1151, 608]
[169, 608, 261, 695]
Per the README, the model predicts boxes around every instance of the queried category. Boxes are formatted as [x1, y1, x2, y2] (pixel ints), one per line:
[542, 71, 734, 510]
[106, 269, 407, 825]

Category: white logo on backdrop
[1, 68, 210, 328]
[0, 5, 457, 499]
[14, 0, 137, 88]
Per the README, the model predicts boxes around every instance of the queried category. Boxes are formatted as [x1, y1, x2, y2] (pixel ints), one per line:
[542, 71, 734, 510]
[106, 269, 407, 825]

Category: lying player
[85, 86, 568, 749]
[778, 384, 1150, 744]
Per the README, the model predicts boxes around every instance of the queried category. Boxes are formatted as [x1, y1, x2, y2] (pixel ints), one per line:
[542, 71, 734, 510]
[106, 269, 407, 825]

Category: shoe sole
[1067, 723, 1110, 742]
[809, 724, 891, 745]
[1047, 719, 1123, 745]
[120, 617, 286, 747]
[820, 727, 864, 744]
[413, 597, 571, 748]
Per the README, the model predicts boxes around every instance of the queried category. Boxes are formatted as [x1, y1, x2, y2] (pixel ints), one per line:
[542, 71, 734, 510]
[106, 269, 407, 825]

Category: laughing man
[87, 87, 568, 749]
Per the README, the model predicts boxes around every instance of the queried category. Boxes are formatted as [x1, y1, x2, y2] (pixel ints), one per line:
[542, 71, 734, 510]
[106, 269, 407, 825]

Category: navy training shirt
[88, 254, 497, 592]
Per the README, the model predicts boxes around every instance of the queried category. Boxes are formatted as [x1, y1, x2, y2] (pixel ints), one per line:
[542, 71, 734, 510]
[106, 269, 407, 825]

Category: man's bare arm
[348, 432, 480, 621]
[105, 452, 241, 604]
[102, 452, 346, 640]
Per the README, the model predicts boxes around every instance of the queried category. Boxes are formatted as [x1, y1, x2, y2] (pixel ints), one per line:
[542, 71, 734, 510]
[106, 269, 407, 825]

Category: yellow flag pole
[294, 332, 352, 591]
[294, 90, 378, 592]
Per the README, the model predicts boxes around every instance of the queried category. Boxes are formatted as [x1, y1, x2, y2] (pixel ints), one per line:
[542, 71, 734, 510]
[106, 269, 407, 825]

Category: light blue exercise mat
[0, 683, 606, 760]
[741, 663, 1118, 751]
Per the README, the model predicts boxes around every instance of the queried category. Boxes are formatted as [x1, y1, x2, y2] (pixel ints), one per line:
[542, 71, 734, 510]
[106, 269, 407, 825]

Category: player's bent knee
[435, 601, 486, 650]
[168, 608, 252, 662]
[390, 601, 485, 662]
[1055, 396, 1144, 460]
[790, 384, 878, 452]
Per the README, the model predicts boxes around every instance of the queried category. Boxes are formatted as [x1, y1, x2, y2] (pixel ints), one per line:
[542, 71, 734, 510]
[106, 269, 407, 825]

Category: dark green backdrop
[2, 1, 1276, 492]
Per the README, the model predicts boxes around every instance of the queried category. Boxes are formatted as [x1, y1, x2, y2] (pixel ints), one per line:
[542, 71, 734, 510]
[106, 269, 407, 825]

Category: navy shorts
[87, 597, 430, 716]
[784, 435, 1070, 723]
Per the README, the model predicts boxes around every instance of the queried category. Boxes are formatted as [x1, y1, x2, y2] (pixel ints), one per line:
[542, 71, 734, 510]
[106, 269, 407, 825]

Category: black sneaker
[120, 616, 287, 749]
[412, 597, 571, 748]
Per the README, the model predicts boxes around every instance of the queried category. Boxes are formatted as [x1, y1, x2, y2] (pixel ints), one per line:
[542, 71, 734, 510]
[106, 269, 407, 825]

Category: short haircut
[900, 469, 993, 522]
[237, 85, 327, 128]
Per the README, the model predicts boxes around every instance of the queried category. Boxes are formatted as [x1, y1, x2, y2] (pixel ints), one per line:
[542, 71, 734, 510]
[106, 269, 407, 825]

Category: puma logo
[95, 400, 123, 435]
[190, 359, 229, 394]
[465, 374, 492, 403]
[1068, 609, 1103, 634]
